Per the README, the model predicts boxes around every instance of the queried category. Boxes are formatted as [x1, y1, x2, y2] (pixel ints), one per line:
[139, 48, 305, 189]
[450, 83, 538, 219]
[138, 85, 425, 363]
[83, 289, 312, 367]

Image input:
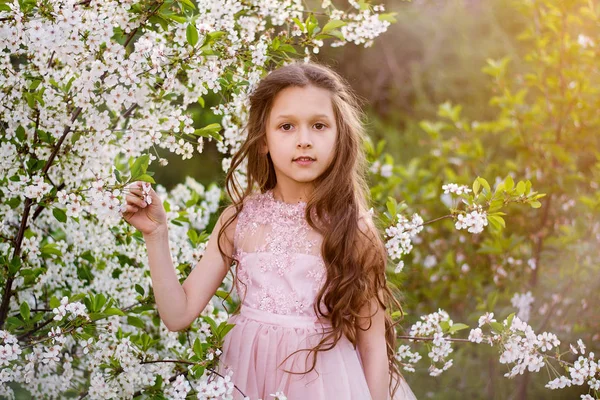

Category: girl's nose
[297, 128, 312, 148]
[297, 141, 312, 148]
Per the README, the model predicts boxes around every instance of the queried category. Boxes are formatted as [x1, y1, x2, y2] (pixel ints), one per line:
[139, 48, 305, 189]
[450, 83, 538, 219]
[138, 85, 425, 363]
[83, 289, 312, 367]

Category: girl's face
[264, 85, 338, 191]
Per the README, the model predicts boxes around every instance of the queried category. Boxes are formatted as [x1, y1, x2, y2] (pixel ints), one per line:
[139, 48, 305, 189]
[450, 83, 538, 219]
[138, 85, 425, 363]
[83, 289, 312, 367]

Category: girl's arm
[355, 213, 390, 400]
[144, 205, 237, 331]
[357, 294, 390, 400]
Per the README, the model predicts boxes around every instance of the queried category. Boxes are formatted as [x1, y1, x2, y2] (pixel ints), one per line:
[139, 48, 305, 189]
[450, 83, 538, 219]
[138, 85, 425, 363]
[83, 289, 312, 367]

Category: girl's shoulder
[222, 190, 269, 225]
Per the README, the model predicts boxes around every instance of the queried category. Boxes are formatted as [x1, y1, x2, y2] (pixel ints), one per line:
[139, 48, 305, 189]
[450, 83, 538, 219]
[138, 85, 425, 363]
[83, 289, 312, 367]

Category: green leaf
[448, 323, 469, 334]
[135, 284, 145, 296]
[187, 228, 199, 244]
[8, 197, 21, 209]
[193, 338, 204, 358]
[93, 293, 107, 312]
[49, 296, 60, 309]
[70, 293, 87, 303]
[439, 320, 450, 332]
[5, 316, 23, 329]
[472, 179, 481, 196]
[322, 19, 346, 34]
[20, 301, 30, 321]
[186, 23, 199, 47]
[216, 322, 235, 339]
[16, 125, 26, 141]
[104, 307, 125, 316]
[191, 364, 205, 379]
[130, 154, 150, 180]
[487, 215, 505, 230]
[130, 304, 154, 314]
[53, 208, 67, 223]
[203, 316, 218, 333]
[207, 31, 225, 40]
[530, 201, 542, 208]
[476, 177, 491, 193]
[279, 44, 297, 54]
[127, 315, 146, 329]
[326, 29, 345, 41]
[178, 0, 196, 9]
[29, 78, 42, 90]
[137, 174, 156, 183]
[214, 290, 232, 302]
[386, 197, 397, 220]
[504, 175, 514, 191]
[516, 181, 526, 195]
[292, 17, 304, 32]
[505, 312, 515, 329]
[490, 321, 504, 334]
[41, 243, 62, 257]
[378, 12, 398, 23]
[193, 123, 223, 141]
[9, 256, 22, 276]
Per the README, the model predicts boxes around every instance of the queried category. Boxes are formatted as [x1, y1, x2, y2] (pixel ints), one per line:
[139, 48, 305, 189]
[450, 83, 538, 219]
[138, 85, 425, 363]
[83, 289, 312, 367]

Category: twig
[16, 315, 55, 341]
[397, 335, 472, 343]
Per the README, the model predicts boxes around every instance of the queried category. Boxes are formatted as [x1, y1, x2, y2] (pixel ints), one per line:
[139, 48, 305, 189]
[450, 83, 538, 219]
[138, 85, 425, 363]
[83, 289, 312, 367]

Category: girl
[122, 62, 417, 400]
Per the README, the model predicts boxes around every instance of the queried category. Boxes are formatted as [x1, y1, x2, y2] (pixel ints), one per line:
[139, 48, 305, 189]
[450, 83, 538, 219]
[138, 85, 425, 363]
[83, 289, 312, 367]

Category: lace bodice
[233, 189, 327, 316]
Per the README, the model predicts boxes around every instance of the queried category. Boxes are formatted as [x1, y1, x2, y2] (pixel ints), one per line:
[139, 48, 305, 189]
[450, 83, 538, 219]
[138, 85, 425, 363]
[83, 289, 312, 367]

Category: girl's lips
[293, 158, 315, 166]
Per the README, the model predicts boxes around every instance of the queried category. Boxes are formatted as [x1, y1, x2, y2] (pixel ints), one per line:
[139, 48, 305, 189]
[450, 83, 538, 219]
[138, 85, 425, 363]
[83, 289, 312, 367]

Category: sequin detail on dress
[233, 189, 327, 316]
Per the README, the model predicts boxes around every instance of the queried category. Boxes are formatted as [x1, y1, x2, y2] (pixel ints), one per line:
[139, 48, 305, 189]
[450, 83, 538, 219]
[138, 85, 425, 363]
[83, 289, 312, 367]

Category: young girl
[122, 62, 417, 400]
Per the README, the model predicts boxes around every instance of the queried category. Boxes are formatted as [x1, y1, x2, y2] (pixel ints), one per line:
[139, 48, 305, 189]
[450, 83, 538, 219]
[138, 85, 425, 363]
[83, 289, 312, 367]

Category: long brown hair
[217, 61, 407, 398]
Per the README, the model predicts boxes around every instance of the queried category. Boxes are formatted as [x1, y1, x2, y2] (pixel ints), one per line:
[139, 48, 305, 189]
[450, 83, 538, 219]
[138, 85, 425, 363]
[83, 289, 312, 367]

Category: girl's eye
[279, 123, 327, 131]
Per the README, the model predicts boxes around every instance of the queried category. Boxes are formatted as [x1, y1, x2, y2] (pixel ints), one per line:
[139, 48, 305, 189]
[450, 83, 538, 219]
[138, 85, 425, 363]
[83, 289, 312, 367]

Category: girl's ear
[260, 139, 269, 155]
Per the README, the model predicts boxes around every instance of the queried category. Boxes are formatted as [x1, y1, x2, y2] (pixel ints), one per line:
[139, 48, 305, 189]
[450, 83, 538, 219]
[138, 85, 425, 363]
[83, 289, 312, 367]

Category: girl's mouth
[293, 157, 315, 166]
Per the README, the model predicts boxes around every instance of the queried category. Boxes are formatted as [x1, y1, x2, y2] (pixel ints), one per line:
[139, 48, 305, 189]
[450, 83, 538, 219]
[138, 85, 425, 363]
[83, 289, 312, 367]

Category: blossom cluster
[467, 312, 599, 395]
[407, 309, 455, 376]
[395, 344, 423, 373]
[455, 207, 488, 234]
[0, 330, 22, 367]
[442, 183, 472, 195]
[52, 296, 89, 322]
[194, 369, 236, 399]
[510, 291, 535, 322]
[385, 213, 424, 273]
[0, 175, 228, 398]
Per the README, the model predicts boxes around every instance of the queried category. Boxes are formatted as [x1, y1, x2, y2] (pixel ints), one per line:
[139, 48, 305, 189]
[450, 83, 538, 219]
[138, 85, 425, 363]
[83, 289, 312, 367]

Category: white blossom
[442, 183, 472, 195]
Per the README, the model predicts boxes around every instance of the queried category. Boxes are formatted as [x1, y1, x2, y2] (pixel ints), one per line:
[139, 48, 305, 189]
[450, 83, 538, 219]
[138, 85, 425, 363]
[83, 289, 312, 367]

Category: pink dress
[218, 189, 417, 400]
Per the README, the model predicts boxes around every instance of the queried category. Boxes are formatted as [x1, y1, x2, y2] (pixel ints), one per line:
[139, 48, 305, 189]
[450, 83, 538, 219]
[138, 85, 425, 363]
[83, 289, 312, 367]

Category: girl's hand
[121, 181, 167, 236]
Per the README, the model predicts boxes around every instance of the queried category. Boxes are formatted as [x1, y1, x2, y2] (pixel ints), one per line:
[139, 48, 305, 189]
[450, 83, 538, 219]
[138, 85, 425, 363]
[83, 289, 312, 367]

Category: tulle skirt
[218, 306, 417, 400]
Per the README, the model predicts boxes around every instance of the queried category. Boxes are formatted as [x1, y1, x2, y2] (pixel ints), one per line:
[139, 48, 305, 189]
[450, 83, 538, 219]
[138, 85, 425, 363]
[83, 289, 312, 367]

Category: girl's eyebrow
[274, 114, 332, 121]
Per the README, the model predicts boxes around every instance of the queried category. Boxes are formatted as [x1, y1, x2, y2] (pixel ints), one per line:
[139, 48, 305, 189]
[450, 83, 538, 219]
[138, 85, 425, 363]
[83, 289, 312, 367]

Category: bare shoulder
[219, 203, 238, 222]
[217, 204, 239, 238]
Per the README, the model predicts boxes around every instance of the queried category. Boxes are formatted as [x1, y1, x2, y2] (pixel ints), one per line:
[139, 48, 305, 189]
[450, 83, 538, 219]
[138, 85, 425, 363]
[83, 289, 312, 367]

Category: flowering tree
[366, 0, 600, 398]
[0, 0, 598, 399]
[0, 0, 397, 398]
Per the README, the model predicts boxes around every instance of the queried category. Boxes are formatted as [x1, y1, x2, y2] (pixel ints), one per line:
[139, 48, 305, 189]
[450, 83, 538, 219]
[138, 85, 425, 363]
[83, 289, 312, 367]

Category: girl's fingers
[126, 193, 147, 208]
[125, 205, 139, 214]
[124, 181, 146, 196]
[125, 187, 143, 197]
